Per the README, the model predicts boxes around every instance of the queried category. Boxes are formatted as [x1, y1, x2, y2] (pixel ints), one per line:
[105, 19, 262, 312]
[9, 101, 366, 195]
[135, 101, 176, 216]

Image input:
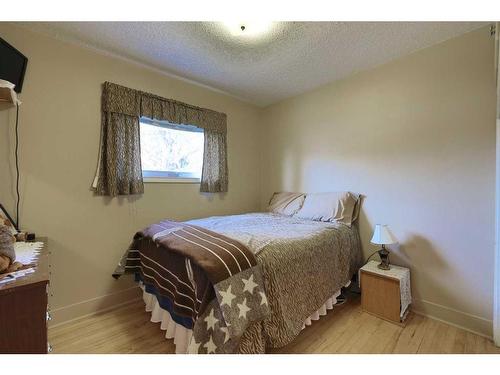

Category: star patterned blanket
[113, 219, 270, 353]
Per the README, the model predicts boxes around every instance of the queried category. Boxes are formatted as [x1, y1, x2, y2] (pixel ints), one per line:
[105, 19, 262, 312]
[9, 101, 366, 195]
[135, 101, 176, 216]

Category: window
[139, 118, 204, 182]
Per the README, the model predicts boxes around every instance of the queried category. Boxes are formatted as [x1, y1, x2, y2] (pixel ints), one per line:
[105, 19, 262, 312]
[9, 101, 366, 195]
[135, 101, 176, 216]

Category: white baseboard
[49, 286, 142, 328]
[412, 298, 493, 339]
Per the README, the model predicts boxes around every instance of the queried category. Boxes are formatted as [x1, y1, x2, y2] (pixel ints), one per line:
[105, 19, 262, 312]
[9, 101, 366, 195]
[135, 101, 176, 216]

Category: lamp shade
[370, 224, 397, 245]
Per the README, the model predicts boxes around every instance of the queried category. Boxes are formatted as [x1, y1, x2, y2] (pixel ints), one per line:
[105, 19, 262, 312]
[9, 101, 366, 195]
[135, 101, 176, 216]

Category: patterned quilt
[113, 220, 270, 353]
[187, 213, 363, 352]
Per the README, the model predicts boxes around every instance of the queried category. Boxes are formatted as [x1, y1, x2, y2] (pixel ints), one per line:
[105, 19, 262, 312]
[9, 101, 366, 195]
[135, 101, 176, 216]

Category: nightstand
[359, 260, 411, 325]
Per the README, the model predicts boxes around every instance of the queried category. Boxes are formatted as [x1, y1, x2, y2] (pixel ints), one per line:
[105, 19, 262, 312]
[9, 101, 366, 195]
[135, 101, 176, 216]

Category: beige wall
[0, 24, 263, 323]
[1, 24, 496, 338]
[261, 27, 496, 337]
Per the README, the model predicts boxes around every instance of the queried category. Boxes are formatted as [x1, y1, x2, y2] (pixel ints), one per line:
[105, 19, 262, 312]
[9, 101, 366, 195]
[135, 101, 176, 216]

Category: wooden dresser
[0, 239, 50, 353]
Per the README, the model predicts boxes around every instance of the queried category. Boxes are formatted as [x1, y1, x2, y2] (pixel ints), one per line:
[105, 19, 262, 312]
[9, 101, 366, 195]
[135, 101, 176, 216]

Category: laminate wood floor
[49, 294, 500, 354]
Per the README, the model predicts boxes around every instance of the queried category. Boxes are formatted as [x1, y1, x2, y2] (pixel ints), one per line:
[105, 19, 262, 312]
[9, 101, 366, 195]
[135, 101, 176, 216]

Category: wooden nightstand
[359, 260, 411, 325]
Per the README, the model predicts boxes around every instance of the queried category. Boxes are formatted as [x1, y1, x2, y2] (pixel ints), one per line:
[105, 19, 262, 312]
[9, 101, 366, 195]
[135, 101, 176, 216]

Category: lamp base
[377, 247, 391, 270]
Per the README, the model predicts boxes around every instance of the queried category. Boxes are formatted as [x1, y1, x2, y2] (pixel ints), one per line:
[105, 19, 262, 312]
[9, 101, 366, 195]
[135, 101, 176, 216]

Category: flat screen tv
[0, 37, 28, 93]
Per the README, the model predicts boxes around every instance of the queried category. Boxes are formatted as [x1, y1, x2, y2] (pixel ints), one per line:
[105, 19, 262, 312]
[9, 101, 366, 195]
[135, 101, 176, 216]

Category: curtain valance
[102, 82, 227, 134]
[92, 82, 228, 196]
[102, 82, 141, 117]
[140, 92, 227, 134]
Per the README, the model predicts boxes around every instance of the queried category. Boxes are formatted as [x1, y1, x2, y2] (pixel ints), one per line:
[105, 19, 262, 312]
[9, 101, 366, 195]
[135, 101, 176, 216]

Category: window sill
[144, 177, 201, 184]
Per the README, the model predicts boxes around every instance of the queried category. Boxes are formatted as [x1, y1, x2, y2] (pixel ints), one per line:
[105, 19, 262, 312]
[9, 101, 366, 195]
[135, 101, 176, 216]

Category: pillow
[294, 191, 359, 226]
[267, 192, 305, 216]
[351, 193, 362, 223]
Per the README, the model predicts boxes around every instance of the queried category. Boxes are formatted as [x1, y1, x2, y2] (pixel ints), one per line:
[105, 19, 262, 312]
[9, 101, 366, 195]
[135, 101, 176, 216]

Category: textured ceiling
[20, 22, 486, 107]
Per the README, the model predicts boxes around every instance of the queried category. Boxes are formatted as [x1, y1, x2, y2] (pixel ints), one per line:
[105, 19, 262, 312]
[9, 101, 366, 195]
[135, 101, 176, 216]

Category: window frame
[139, 117, 204, 184]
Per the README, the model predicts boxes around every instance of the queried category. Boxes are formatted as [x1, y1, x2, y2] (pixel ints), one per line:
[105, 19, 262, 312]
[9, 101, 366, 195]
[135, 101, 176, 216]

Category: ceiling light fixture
[222, 21, 274, 37]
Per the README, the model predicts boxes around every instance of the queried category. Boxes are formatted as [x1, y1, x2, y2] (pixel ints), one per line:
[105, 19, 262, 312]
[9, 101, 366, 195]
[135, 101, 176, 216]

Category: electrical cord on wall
[15, 102, 20, 229]
[344, 249, 381, 297]
[365, 250, 379, 264]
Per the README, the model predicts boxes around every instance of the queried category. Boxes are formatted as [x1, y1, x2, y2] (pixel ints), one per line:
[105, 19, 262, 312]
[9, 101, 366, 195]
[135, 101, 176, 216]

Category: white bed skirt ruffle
[141, 284, 193, 354]
[140, 281, 349, 353]
[302, 290, 341, 329]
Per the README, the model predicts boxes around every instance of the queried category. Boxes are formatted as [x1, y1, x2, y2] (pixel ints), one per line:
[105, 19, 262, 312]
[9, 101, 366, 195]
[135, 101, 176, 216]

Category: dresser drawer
[0, 282, 48, 353]
[0, 239, 50, 354]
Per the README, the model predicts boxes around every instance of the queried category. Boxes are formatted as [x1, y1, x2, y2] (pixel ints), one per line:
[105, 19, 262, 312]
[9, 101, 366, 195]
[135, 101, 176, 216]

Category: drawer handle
[47, 343, 53, 353]
[46, 311, 52, 321]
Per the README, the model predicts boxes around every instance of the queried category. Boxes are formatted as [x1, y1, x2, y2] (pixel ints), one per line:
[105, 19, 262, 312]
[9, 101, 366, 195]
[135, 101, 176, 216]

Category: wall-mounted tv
[0, 37, 28, 93]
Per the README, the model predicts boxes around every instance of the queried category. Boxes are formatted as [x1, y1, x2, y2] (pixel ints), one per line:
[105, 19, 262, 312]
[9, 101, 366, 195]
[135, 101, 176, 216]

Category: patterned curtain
[201, 129, 228, 193]
[92, 83, 143, 196]
[92, 82, 228, 196]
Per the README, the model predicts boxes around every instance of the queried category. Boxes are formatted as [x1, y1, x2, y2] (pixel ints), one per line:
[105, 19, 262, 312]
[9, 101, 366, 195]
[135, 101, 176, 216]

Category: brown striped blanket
[113, 220, 270, 353]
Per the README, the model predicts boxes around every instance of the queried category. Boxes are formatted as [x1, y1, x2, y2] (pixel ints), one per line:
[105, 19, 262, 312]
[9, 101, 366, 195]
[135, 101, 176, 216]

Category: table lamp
[370, 224, 397, 270]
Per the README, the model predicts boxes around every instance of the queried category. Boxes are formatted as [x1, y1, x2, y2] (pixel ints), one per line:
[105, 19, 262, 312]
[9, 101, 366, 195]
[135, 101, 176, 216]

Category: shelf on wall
[0, 80, 20, 110]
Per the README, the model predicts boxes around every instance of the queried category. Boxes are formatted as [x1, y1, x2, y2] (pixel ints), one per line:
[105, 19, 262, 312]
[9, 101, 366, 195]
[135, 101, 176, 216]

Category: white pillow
[294, 192, 359, 226]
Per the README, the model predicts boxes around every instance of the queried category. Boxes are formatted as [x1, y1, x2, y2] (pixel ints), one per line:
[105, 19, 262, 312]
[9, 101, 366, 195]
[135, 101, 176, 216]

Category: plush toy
[1, 214, 17, 235]
[0, 224, 22, 274]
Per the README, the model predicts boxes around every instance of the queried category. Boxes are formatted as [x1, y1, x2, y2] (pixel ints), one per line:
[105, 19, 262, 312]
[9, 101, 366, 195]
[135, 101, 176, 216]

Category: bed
[114, 193, 363, 353]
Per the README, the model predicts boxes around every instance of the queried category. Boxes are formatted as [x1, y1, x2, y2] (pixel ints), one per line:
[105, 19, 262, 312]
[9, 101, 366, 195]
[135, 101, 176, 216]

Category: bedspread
[187, 213, 363, 352]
